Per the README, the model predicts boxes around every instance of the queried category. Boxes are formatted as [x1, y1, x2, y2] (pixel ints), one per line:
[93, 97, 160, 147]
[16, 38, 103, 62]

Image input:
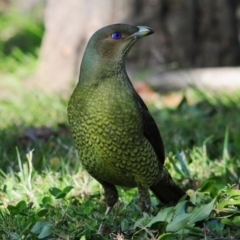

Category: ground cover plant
[1, 8, 240, 240]
[1, 80, 240, 240]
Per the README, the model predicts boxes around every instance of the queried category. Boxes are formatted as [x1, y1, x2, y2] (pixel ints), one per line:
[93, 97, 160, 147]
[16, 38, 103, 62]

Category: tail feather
[150, 167, 185, 204]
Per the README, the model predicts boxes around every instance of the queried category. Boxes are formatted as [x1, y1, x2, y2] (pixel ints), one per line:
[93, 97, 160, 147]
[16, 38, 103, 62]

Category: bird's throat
[80, 58, 130, 88]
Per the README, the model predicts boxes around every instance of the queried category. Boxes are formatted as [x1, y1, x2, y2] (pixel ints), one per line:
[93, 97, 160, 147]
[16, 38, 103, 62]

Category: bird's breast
[68, 82, 159, 187]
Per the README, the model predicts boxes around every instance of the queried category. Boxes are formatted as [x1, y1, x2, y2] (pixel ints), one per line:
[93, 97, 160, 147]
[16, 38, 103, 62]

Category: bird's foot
[97, 223, 105, 236]
[97, 206, 112, 235]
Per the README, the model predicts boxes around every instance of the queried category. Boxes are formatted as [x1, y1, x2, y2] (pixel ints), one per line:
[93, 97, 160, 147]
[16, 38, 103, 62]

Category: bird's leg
[97, 180, 118, 235]
[100, 181, 119, 210]
[137, 183, 151, 214]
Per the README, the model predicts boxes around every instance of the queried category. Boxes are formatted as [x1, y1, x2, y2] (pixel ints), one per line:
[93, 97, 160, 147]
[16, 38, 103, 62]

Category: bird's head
[81, 24, 154, 69]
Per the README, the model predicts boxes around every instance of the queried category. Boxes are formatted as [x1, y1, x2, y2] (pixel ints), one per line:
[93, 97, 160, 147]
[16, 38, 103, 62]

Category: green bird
[68, 24, 185, 215]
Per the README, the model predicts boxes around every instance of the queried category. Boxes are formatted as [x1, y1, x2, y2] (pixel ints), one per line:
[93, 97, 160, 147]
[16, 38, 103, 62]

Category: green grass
[1, 76, 240, 239]
[1, 7, 240, 240]
[0, 7, 43, 74]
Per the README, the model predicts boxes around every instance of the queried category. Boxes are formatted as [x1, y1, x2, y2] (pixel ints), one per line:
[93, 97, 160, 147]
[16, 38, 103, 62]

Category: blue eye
[111, 32, 122, 39]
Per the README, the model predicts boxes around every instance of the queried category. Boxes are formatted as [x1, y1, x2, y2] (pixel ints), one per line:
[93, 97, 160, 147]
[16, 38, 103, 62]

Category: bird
[67, 24, 185, 216]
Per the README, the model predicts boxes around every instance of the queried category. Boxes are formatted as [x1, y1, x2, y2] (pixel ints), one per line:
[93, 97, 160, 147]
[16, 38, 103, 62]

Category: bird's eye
[111, 32, 122, 40]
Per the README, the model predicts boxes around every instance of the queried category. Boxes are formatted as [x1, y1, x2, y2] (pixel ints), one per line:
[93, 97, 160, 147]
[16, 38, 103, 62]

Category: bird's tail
[150, 167, 185, 204]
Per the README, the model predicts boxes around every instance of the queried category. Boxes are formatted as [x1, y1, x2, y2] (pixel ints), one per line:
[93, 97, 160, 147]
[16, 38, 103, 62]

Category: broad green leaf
[49, 186, 73, 199]
[133, 215, 151, 229]
[146, 207, 174, 227]
[49, 187, 62, 197]
[31, 221, 52, 234]
[188, 198, 215, 224]
[7, 205, 19, 215]
[8, 232, 19, 239]
[42, 196, 52, 206]
[166, 213, 191, 232]
[37, 208, 48, 217]
[7, 200, 28, 215]
[232, 216, 240, 226]
[174, 200, 188, 215]
[63, 185, 73, 194]
[16, 200, 27, 211]
[38, 223, 53, 239]
[205, 219, 224, 234]
[55, 192, 67, 199]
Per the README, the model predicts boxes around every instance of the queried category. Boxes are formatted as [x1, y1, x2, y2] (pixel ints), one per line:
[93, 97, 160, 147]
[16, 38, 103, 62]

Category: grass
[1, 78, 240, 239]
[1, 7, 240, 240]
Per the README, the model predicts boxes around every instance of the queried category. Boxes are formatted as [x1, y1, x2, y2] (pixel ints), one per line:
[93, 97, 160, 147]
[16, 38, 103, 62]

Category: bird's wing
[136, 93, 165, 165]
[136, 93, 186, 203]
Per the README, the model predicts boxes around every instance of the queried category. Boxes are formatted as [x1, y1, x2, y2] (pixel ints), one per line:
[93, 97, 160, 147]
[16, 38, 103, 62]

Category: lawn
[1, 8, 240, 240]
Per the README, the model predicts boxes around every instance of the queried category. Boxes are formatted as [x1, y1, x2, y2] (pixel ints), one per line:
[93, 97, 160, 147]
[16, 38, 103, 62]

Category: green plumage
[68, 24, 185, 213]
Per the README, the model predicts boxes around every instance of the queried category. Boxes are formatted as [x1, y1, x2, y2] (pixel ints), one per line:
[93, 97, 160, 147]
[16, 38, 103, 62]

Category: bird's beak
[129, 26, 154, 40]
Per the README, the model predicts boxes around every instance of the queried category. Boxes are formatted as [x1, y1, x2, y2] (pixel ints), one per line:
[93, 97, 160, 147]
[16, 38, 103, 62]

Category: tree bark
[32, 0, 135, 93]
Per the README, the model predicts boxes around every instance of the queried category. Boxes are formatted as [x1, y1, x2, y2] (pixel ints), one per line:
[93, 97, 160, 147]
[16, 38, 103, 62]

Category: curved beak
[132, 26, 154, 39]
[125, 26, 154, 40]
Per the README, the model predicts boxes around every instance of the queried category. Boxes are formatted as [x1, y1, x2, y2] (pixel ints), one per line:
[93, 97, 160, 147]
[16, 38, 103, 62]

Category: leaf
[146, 207, 174, 227]
[198, 177, 225, 197]
[221, 218, 234, 226]
[7, 205, 19, 215]
[189, 191, 198, 205]
[157, 201, 191, 232]
[133, 215, 151, 229]
[55, 192, 67, 199]
[188, 198, 215, 224]
[120, 219, 129, 232]
[49, 187, 62, 198]
[174, 200, 188, 215]
[16, 200, 27, 212]
[184, 225, 203, 234]
[38, 223, 53, 239]
[156, 221, 168, 233]
[37, 208, 48, 217]
[157, 233, 177, 240]
[76, 200, 96, 215]
[166, 213, 191, 232]
[206, 219, 224, 234]
[8, 232, 19, 239]
[31, 221, 52, 234]
[49, 186, 73, 199]
[232, 216, 240, 226]
[176, 151, 190, 176]
[7, 200, 28, 215]
[42, 196, 52, 206]
[225, 189, 240, 197]
[217, 189, 240, 208]
[31, 221, 53, 239]
[63, 185, 73, 194]
[218, 198, 240, 209]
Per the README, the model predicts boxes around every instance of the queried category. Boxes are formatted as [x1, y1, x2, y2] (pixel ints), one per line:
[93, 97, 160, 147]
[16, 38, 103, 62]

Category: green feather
[68, 24, 185, 214]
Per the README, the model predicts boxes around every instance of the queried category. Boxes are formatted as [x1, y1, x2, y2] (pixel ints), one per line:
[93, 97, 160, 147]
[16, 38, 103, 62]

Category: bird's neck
[78, 48, 129, 87]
